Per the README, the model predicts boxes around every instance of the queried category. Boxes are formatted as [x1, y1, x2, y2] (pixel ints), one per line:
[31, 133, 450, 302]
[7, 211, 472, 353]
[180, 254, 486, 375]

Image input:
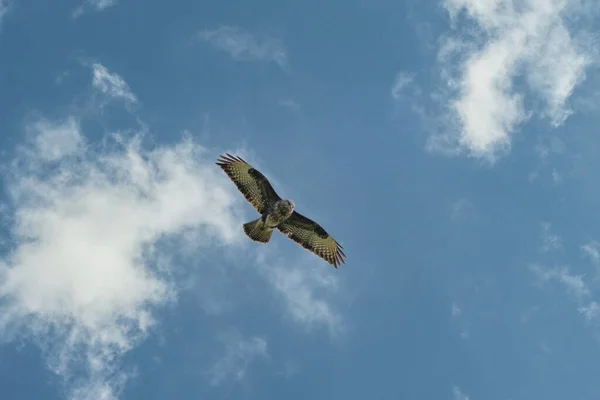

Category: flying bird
[216, 153, 346, 268]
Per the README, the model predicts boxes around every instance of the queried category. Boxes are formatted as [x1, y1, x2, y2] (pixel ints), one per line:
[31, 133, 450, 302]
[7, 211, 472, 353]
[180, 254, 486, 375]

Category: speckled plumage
[216, 153, 346, 268]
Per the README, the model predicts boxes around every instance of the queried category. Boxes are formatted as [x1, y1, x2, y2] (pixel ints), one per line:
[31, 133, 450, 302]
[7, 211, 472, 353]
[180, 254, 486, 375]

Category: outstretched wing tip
[215, 153, 281, 214]
[333, 246, 346, 269]
[216, 153, 250, 167]
[217, 153, 243, 163]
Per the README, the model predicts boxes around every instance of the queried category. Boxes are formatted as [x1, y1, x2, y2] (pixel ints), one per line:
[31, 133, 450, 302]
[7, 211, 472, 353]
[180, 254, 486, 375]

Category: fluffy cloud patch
[433, 0, 595, 160]
[0, 120, 244, 398]
[198, 26, 287, 69]
[28, 117, 84, 161]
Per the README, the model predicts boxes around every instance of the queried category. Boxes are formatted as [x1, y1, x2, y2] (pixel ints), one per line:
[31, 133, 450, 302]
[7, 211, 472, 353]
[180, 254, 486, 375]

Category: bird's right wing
[216, 154, 281, 214]
[277, 211, 346, 268]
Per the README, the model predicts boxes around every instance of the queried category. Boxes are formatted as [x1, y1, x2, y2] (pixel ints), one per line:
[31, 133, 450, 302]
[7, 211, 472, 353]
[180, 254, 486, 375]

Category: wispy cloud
[73, 0, 118, 19]
[390, 70, 427, 121]
[0, 69, 244, 399]
[453, 385, 470, 400]
[432, 0, 595, 160]
[391, 71, 416, 100]
[278, 99, 301, 114]
[198, 26, 287, 69]
[530, 224, 591, 300]
[0, 0, 9, 30]
[529, 136, 566, 183]
[258, 252, 342, 336]
[451, 301, 461, 316]
[520, 305, 540, 324]
[450, 198, 476, 222]
[528, 226, 600, 325]
[207, 332, 268, 386]
[91, 63, 137, 105]
[530, 264, 590, 300]
[450, 301, 469, 339]
[581, 240, 600, 268]
[579, 301, 600, 321]
[540, 223, 563, 253]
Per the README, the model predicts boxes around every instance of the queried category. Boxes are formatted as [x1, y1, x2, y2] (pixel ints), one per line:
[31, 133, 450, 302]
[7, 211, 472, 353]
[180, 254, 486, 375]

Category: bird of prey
[216, 153, 346, 268]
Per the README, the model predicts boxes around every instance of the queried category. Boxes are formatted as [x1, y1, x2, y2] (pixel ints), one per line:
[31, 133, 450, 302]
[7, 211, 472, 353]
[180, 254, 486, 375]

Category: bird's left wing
[277, 211, 346, 268]
[216, 154, 281, 214]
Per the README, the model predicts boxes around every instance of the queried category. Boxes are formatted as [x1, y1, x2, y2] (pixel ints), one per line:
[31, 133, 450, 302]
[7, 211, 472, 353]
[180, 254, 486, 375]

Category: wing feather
[216, 154, 281, 214]
[277, 211, 346, 268]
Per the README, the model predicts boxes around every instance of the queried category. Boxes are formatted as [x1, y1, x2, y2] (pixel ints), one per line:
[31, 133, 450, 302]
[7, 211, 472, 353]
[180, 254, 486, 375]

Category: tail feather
[243, 218, 273, 243]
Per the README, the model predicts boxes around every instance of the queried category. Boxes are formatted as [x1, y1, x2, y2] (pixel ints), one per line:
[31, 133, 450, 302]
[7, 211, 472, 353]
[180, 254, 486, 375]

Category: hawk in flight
[216, 154, 346, 268]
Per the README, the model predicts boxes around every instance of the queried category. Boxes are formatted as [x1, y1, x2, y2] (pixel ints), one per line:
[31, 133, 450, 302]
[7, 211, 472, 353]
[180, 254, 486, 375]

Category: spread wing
[277, 211, 346, 268]
[216, 154, 282, 214]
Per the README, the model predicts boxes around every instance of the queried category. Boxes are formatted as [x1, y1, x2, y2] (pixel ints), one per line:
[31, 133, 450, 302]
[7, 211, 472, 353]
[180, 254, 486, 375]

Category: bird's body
[265, 199, 295, 228]
[216, 154, 346, 268]
[242, 199, 295, 244]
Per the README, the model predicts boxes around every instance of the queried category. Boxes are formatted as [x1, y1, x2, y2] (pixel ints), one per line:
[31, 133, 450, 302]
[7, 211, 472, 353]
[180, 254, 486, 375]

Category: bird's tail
[243, 218, 273, 243]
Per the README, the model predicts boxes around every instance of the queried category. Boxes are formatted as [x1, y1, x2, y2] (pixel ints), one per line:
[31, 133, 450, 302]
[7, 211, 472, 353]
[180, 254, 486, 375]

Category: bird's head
[285, 200, 295, 211]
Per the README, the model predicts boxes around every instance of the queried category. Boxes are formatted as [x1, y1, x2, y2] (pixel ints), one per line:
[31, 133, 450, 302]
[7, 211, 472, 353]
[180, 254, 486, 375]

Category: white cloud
[536, 137, 566, 160]
[433, 0, 595, 160]
[529, 264, 590, 300]
[551, 168, 562, 185]
[0, 1, 9, 29]
[581, 241, 600, 267]
[0, 118, 244, 398]
[529, 136, 566, 183]
[258, 252, 342, 336]
[579, 301, 600, 320]
[28, 117, 84, 161]
[528, 229, 600, 329]
[91, 63, 137, 104]
[452, 301, 462, 316]
[390, 71, 427, 121]
[453, 385, 470, 400]
[529, 231, 600, 328]
[199, 26, 287, 69]
[540, 223, 563, 253]
[207, 332, 268, 386]
[450, 301, 469, 339]
[73, 0, 118, 18]
[391, 71, 415, 99]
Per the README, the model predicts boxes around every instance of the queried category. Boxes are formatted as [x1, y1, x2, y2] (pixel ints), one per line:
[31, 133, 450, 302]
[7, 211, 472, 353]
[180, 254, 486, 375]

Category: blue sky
[1, 0, 600, 399]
